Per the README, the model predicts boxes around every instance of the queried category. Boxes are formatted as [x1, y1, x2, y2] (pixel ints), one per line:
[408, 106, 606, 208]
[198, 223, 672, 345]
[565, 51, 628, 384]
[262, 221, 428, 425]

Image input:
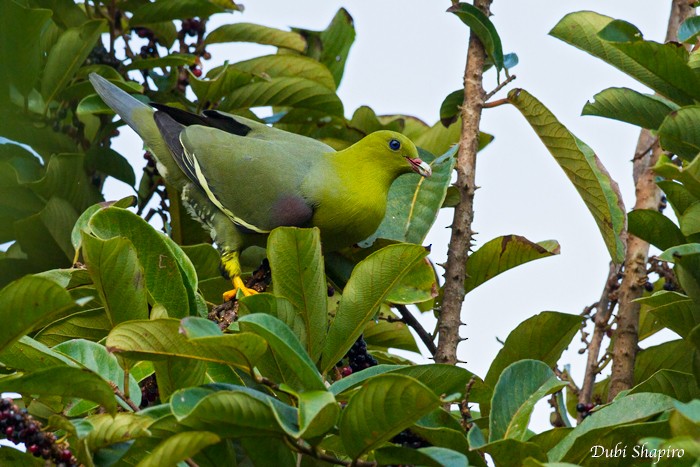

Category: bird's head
[359, 131, 432, 177]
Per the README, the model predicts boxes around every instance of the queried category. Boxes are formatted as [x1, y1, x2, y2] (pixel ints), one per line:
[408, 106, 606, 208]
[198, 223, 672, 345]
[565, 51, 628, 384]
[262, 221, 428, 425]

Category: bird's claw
[222, 276, 258, 301]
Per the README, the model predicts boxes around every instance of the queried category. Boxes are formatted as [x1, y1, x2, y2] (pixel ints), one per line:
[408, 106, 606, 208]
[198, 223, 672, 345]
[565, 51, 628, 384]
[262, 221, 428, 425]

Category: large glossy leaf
[41, 20, 105, 107]
[582, 87, 677, 130]
[321, 244, 428, 373]
[205, 23, 306, 52]
[238, 314, 325, 392]
[238, 293, 306, 346]
[508, 88, 626, 263]
[136, 431, 220, 467]
[106, 319, 267, 371]
[30, 152, 102, 214]
[267, 227, 327, 361]
[171, 385, 298, 437]
[548, 393, 675, 461]
[297, 390, 339, 439]
[218, 77, 343, 116]
[0, 1, 52, 98]
[489, 360, 567, 442]
[81, 233, 149, 326]
[33, 307, 112, 347]
[0, 366, 117, 414]
[232, 55, 336, 90]
[88, 207, 195, 318]
[0, 275, 76, 352]
[83, 412, 153, 451]
[484, 312, 581, 391]
[130, 0, 235, 24]
[296, 8, 355, 86]
[85, 147, 136, 187]
[550, 12, 700, 105]
[628, 209, 686, 251]
[366, 147, 456, 245]
[0, 335, 74, 371]
[627, 370, 700, 402]
[375, 446, 468, 467]
[465, 235, 560, 293]
[447, 2, 504, 70]
[659, 244, 700, 305]
[637, 291, 700, 339]
[478, 439, 547, 466]
[654, 155, 700, 200]
[679, 16, 700, 43]
[339, 374, 440, 458]
[658, 106, 700, 161]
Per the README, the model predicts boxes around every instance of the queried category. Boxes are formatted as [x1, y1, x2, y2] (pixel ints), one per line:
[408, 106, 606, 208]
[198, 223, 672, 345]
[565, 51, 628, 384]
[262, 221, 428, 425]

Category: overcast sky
[108, 1, 678, 431]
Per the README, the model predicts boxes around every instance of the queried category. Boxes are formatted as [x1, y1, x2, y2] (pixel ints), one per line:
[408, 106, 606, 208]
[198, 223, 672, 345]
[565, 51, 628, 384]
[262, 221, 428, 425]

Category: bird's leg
[221, 250, 258, 301]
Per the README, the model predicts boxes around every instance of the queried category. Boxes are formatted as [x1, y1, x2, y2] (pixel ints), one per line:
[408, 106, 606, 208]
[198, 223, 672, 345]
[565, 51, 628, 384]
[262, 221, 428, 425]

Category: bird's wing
[155, 116, 329, 233]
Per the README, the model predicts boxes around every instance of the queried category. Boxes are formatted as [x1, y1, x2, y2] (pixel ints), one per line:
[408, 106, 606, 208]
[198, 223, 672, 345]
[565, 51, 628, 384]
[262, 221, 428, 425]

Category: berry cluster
[0, 398, 77, 466]
[346, 335, 378, 373]
[391, 429, 430, 449]
[658, 195, 667, 213]
[140, 374, 160, 409]
[576, 402, 596, 419]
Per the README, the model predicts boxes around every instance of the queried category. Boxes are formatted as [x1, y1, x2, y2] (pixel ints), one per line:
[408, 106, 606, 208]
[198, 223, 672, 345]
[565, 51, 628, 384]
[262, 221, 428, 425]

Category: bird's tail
[89, 73, 187, 187]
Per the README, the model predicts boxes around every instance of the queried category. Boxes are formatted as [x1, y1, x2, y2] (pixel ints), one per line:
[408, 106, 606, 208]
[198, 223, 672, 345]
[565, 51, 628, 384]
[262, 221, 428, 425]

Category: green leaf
[0, 1, 52, 98]
[29, 153, 102, 212]
[658, 106, 700, 161]
[679, 17, 700, 43]
[548, 393, 676, 461]
[375, 446, 469, 467]
[364, 310, 420, 353]
[34, 307, 112, 347]
[217, 77, 343, 116]
[627, 370, 700, 402]
[658, 244, 700, 304]
[136, 431, 220, 467]
[41, 20, 106, 107]
[638, 291, 700, 339]
[598, 19, 644, 42]
[478, 439, 548, 466]
[321, 244, 428, 373]
[658, 180, 696, 220]
[654, 154, 700, 200]
[13, 197, 78, 270]
[171, 385, 298, 437]
[483, 312, 581, 411]
[125, 53, 197, 71]
[130, 0, 232, 24]
[238, 314, 325, 392]
[82, 412, 153, 452]
[0, 446, 44, 466]
[508, 88, 626, 263]
[85, 147, 136, 187]
[550, 11, 700, 105]
[447, 3, 504, 71]
[582, 87, 677, 130]
[0, 336, 75, 372]
[240, 437, 295, 467]
[232, 54, 336, 91]
[54, 339, 141, 414]
[297, 390, 340, 439]
[205, 23, 306, 52]
[88, 207, 195, 318]
[366, 147, 456, 246]
[81, 233, 149, 326]
[296, 8, 355, 86]
[106, 319, 267, 371]
[0, 275, 76, 352]
[628, 209, 686, 251]
[0, 366, 117, 414]
[238, 294, 307, 346]
[489, 360, 567, 442]
[465, 235, 560, 293]
[267, 227, 327, 361]
[439, 90, 464, 128]
[339, 374, 440, 458]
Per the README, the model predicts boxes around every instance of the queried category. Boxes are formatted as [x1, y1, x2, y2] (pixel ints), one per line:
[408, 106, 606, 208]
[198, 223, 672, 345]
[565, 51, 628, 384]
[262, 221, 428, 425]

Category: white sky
[108, 1, 678, 432]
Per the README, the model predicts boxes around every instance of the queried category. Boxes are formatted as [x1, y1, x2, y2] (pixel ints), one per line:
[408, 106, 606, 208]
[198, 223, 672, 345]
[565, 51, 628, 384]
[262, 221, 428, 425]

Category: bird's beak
[408, 157, 432, 177]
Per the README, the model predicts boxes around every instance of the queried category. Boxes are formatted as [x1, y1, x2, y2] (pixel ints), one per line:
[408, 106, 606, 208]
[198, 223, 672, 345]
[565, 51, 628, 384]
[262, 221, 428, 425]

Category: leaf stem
[394, 304, 437, 356]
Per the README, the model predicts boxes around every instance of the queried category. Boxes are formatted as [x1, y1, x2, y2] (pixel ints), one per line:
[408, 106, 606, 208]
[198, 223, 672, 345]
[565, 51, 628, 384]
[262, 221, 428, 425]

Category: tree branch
[394, 304, 437, 356]
[435, 0, 493, 365]
[608, 0, 695, 399]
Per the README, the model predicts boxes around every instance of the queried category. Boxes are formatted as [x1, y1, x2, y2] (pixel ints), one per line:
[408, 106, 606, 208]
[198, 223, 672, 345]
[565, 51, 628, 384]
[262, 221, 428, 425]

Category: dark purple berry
[576, 403, 586, 412]
[644, 282, 654, 292]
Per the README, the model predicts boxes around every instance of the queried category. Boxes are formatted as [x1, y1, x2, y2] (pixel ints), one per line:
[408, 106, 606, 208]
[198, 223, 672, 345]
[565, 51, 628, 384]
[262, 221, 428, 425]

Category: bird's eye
[389, 139, 401, 151]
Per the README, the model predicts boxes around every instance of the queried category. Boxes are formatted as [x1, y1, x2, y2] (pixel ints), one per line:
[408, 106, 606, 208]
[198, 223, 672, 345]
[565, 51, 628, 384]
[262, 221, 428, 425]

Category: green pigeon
[89, 73, 431, 298]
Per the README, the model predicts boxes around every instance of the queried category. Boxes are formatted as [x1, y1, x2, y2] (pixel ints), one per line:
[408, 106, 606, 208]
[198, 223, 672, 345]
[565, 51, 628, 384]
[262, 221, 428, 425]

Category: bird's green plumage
[89, 73, 430, 290]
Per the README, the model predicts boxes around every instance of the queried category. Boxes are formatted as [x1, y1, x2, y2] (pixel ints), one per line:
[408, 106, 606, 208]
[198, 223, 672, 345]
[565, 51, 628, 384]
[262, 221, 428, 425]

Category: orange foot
[222, 276, 258, 301]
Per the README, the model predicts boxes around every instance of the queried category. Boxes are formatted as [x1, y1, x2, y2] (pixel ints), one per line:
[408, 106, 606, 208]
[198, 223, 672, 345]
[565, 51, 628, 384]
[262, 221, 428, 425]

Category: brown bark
[435, 0, 492, 365]
[607, 0, 696, 399]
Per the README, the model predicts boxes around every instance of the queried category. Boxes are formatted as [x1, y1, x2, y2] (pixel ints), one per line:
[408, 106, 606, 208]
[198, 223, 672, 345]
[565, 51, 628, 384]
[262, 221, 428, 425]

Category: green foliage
[1, 1, 699, 465]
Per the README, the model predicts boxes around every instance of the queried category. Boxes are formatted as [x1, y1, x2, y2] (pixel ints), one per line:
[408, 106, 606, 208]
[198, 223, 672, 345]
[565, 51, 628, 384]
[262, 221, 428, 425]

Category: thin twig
[394, 304, 437, 356]
[482, 98, 509, 109]
[484, 74, 516, 101]
[109, 381, 140, 412]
